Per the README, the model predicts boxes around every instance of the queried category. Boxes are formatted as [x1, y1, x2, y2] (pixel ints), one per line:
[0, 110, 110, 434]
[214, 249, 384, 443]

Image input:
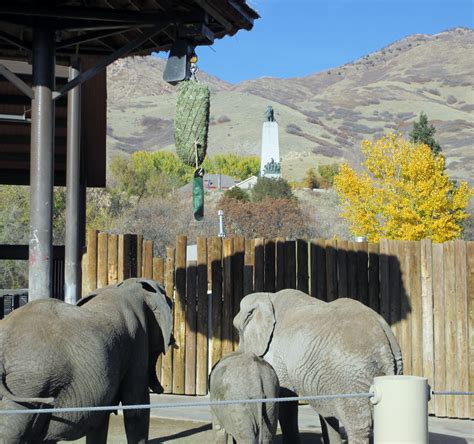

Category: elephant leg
[86, 413, 110, 444]
[320, 415, 342, 444]
[278, 389, 300, 444]
[123, 407, 150, 444]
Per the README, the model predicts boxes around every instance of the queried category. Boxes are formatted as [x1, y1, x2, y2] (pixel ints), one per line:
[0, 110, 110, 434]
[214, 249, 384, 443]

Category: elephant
[209, 351, 279, 444]
[0, 278, 173, 443]
[233, 289, 403, 444]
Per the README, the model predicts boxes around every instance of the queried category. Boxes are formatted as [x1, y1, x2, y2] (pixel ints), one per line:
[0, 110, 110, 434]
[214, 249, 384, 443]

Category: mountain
[106, 27, 474, 183]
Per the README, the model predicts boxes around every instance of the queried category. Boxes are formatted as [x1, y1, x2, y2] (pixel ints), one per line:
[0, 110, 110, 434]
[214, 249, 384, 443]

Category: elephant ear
[141, 280, 173, 354]
[235, 293, 275, 357]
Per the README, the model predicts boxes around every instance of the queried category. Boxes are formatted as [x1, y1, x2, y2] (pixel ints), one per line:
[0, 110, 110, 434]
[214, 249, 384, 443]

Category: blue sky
[188, 0, 473, 83]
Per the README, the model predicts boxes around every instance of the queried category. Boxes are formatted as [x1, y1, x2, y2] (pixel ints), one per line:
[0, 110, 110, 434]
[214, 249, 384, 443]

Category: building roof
[0, 1, 259, 62]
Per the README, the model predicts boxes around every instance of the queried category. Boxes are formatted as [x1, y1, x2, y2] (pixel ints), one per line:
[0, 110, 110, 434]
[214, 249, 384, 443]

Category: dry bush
[219, 197, 312, 239]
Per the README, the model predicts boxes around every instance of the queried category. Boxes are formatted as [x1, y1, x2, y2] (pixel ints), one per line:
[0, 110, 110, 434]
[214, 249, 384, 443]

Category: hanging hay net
[174, 80, 210, 167]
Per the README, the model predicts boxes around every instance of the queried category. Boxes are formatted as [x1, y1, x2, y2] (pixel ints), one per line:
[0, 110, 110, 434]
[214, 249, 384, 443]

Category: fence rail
[79, 231, 472, 420]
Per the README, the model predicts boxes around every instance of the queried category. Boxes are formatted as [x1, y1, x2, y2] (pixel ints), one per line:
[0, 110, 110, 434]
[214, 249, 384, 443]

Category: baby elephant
[209, 351, 280, 444]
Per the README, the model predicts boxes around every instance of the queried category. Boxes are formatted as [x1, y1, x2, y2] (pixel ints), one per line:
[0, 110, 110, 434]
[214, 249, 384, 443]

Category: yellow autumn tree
[334, 134, 473, 242]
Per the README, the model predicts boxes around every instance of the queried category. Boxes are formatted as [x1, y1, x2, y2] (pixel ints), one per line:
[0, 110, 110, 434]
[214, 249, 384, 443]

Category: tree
[304, 168, 319, 189]
[251, 177, 294, 202]
[334, 134, 472, 242]
[409, 112, 442, 155]
[318, 163, 339, 187]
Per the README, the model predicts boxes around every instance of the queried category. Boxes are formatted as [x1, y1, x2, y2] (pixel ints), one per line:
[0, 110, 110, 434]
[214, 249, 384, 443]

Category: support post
[28, 27, 56, 300]
[371, 376, 429, 443]
[64, 59, 82, 304]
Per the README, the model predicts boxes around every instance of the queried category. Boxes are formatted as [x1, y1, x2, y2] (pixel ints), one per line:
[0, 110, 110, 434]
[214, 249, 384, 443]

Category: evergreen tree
[409, 112, 442, 154]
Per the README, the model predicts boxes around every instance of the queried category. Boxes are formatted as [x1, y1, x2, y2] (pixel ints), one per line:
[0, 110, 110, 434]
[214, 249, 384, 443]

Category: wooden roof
[0, 0, 259, 62]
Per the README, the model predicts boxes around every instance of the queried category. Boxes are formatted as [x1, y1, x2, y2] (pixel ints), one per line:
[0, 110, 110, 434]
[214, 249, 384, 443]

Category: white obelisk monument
[260, 105, 281, 177]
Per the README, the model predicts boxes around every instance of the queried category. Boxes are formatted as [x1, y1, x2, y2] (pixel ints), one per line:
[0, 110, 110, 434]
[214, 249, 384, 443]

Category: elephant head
[233, 292, 276, 357]
[78, 278, 174, 394]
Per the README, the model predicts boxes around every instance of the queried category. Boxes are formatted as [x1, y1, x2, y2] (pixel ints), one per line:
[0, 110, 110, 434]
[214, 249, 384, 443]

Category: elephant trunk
[148, 350, 164, 394]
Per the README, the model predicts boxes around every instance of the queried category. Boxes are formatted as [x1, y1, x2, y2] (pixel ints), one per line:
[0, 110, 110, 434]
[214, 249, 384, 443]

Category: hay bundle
[174, 80, 210, 167]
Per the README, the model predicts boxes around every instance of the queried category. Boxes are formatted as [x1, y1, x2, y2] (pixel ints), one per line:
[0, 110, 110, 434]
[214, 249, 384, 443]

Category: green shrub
[223, 187, 250, 202]
[251, 177, 294, 202]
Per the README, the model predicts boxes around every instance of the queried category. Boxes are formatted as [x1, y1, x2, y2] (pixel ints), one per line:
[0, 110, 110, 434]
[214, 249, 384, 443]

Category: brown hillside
[107, 27, 473, 183]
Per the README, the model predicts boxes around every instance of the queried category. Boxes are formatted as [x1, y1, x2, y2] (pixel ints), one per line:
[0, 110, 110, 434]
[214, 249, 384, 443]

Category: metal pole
[64, 59, 82, 304]
[371, 375, 429, 443]
[218, 210, 225, 238]
[28, 27, 55, 300]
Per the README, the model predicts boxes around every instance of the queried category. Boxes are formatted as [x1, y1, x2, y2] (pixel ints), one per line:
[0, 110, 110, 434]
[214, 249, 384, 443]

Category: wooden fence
[82, 230, 473, 419]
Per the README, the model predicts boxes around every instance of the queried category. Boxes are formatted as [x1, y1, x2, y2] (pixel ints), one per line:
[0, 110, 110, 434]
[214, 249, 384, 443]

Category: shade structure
[0, 0, 258, 301]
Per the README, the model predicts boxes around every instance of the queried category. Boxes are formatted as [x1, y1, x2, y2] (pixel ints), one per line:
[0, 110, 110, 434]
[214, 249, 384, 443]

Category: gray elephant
[234, 289, 403, 444]
[209, 351, 279, 444]
[0, 278, 173, 443]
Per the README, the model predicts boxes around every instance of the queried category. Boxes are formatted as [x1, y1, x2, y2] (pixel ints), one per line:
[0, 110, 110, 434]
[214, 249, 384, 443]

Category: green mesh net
[174, 80, 210, 167]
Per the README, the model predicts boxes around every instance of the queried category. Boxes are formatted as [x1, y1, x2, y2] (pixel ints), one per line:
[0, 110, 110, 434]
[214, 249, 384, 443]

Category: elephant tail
[258, 400, 263, 444]
[376, 313, 403, 375]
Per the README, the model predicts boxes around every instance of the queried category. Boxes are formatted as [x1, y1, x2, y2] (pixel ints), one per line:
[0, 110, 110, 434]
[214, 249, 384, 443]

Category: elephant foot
[320, 415, 342, 444]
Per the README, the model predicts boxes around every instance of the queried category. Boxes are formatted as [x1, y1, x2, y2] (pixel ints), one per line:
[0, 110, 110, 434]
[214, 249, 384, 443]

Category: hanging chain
[190, 50, 199, 81]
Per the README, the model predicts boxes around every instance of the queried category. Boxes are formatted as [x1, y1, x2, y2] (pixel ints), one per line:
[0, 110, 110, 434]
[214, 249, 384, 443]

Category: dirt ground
[66, 415, 323, 443]
[65, 414, 474, 443]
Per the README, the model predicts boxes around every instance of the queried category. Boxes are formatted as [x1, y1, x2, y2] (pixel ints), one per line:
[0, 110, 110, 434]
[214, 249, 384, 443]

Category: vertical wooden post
[432, 242, 446, 417]
[117, 234, 131, 282]
[264, 239, 276, 293]
[325, 239, 337, 301]
[97, 232, 108, 289]
[244, 239, 255, 296]
[210, 237, 223, 367]
[285, 240, 296, 289]
[254, 238, 265, 292]
[454, 240, 469, 418]
[466, 242, 474, 419]
[136, 234, 143, 277]
[173, 236, 187, 394]
[129, 234, 138, 277]
[85, 229, 98, 293]
[296, 239, 309, 294]
[107, 234, 118, 285]
[222, 238, 234, 356]
[233, 237, 245, 345]
[389, 240, 402, 342]
[443, 241, 456, 417]
[153, 256, 165, 382]
[196, 237, 208, 395]
[161, 247, 175, 394]
[379, 239, 390, 323]
[310, 239, 326, 300]
[399, 242, 412, 376]
[185, 260, 197, 395]
[142, 240, 154, 279]
[275, 237, 286, 292]
[355, 241, 369, 305]
[410, 242, 423, 378]
[337, 240, 349, 299]
[153, 257, 165, 284]
[347, 241, 358, 300]
[420, 239, 434, 415]
[368, 242, 380, 313]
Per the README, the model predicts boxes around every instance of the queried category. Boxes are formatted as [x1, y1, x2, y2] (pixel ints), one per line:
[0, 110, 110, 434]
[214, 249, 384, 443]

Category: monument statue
[261, 106, 281, 177]
[265, 105, 275, 122]
[263, 158, 281, 175]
